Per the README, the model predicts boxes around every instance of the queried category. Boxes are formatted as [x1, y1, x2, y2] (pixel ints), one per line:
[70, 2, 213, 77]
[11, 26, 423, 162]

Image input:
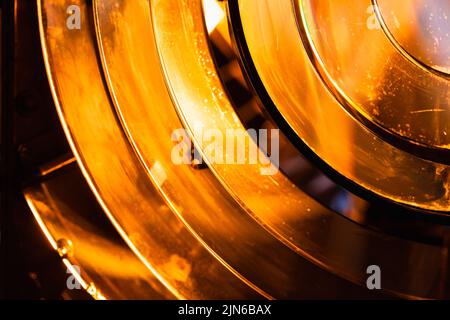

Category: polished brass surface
[237, 0, 449, 212]
[25, 166, 173, 300]
[152, 0, 450, 298]
[297, 0, 449, 155]
[94, 0, 348, 299]
[374, 0, 450, 78]
[38, 0, 261, 299]
[19, 0, 450, 300]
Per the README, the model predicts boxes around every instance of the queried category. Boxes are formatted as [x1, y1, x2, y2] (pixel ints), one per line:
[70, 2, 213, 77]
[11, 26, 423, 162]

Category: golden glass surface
[298, 0, 449, 152]
[151, 0, 450, 298]
[38, 0, 261, 299]
[24, 0, 450, 300]
[94, 0, 330, 299]
[374, 0, 450, 77]
[238, 0, 449, 211]
[25, 166, 173, 300]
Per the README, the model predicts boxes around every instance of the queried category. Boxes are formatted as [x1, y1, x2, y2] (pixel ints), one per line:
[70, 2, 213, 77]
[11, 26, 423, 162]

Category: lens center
[374, 0, 450, 76]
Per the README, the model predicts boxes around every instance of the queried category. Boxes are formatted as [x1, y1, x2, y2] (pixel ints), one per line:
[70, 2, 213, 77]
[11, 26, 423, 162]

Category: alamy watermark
[171, 128, 280, 176]
[66, 265, 82, 290]
[66, 5, 81, 30]
[366, 265, 382, 290]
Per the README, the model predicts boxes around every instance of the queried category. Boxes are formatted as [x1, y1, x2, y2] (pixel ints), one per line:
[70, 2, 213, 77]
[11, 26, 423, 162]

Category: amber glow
[28, 0, 450, 301]
[203, 0, 225, 34]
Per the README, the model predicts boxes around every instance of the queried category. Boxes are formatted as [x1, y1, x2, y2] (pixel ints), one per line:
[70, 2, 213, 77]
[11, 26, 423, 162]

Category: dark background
[0, 0, 88, 300]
